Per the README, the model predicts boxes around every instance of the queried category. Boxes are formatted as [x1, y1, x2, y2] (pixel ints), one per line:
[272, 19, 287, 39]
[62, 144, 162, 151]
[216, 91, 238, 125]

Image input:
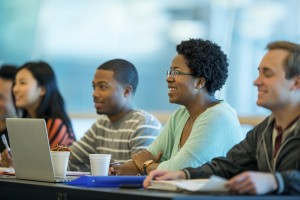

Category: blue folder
[66, 175, 146, 187]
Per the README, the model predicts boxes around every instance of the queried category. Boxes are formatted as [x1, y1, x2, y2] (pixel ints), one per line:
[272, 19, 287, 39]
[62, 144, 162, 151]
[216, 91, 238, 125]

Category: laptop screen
[6, 118, 58, 182]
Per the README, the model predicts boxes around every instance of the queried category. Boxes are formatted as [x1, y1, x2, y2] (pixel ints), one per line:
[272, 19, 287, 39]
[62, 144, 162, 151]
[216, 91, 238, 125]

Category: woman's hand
[0, 149, 13, 167]
[131, 149, 162, 172]
[143, 170, 186, 187]
[110, 160, 140, 175]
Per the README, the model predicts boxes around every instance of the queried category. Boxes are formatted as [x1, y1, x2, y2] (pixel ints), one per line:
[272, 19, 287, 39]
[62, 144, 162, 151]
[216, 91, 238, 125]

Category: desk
[0, 176, 298, 200]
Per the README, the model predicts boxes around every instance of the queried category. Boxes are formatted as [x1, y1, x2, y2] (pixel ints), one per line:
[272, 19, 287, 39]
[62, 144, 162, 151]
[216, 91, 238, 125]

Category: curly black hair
[176, 38, 228, 95]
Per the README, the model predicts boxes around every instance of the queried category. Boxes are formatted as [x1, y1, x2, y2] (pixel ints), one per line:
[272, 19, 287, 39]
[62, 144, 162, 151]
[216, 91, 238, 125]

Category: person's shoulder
[95, 114, 109, 121]
[208, 101, 237, 116]
[174, 106, 188, 114]
[200, 101, 240, 124]
[156, 106, 189, 126]
[133, 109, 156, 119]
[132, 109, 151, 117]
[135, 108, 186, 118]
[46, 118, 71, 129]
[212, 101, 233, 109]
[244, 115, 271, 140]
[251, 115, 272, 131]
[132, 109, 162, 125]
[167, 106, 189, 119]
[46, 118, 67, 131]
[93, 115, 110, 127]
[47, 117, 63, 124]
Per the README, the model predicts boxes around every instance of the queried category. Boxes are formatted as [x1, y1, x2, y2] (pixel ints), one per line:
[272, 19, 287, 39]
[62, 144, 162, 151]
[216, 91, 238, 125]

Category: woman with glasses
[110, 38, 243, 175]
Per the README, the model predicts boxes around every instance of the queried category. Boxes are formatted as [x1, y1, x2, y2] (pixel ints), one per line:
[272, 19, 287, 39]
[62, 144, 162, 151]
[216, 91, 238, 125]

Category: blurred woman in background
[13, 61, 76, 148]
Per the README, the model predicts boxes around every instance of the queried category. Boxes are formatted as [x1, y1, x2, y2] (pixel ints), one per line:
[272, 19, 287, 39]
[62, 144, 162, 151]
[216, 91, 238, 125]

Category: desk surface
[0, 176, 299, 200]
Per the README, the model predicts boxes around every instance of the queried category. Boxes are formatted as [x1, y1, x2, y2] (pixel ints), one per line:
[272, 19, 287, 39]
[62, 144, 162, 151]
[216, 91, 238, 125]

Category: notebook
[6, 118, 76, 183]
[146, 175, 228, 193]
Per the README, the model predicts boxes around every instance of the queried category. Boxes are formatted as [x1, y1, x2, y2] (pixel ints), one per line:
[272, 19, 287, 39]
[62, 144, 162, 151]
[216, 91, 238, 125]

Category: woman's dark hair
[15, 61, 74, 136]
[176, 38, 229, 95]
[97, 59, 138, 95]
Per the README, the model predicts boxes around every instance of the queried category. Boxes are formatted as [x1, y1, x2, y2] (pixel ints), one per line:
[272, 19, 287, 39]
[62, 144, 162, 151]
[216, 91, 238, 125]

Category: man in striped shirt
[68, 59, 162, 172]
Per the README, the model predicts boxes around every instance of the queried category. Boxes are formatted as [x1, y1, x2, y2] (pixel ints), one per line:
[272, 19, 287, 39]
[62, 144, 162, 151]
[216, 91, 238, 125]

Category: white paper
[148, 175, 228, 192]
[0, 167, 15, 174]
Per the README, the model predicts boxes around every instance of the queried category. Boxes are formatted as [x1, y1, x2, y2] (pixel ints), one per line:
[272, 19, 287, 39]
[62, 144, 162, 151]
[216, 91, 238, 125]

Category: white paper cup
[89, 154, 111, 176]
[50, 151, 70, 178]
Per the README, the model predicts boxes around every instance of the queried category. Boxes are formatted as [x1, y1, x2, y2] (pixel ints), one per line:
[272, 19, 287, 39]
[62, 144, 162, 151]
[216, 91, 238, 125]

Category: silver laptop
[6, 118, 75, 183]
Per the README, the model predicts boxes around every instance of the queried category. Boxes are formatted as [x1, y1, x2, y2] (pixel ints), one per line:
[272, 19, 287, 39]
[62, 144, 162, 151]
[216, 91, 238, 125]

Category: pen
[110, 159, 132, 167]
[1, 134, 12, 157]
[110, 161, 126, 167]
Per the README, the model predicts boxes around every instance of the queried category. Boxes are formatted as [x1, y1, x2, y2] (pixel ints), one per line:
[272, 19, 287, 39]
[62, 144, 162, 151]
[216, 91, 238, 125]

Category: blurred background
[1, 0, 299, 137]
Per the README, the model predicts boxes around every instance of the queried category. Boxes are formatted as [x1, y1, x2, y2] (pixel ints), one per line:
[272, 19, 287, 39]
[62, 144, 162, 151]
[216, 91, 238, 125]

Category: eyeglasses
[166, 70, 194, 77]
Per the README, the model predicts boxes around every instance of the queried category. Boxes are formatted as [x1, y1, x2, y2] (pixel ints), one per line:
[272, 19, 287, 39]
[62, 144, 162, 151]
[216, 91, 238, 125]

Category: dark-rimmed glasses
[166, 70, 194, 77]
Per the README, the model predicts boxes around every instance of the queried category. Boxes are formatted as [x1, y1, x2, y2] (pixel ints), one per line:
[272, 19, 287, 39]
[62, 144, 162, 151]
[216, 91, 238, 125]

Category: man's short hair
[0, 64, 18, 80]
[97, 59, 138, 94]
[267, 41, 300, 79]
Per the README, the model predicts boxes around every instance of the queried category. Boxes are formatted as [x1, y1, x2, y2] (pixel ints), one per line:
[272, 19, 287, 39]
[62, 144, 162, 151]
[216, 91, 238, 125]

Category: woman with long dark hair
[13, 61, 76, 148]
